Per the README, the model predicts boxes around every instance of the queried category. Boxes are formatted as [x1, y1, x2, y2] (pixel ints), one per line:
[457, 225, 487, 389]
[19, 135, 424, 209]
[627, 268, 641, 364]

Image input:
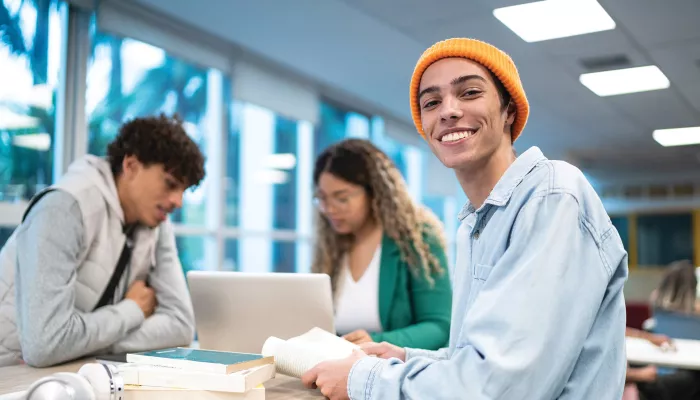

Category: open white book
[261, 327, 359, 378]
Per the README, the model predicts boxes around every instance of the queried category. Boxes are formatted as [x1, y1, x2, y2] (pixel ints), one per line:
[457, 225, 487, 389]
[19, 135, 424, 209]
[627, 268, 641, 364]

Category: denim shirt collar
[458, 146, 546, 221]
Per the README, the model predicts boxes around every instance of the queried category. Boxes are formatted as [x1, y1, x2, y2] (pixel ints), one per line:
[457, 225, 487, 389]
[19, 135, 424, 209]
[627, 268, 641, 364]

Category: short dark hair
[107, 114, 205, 187]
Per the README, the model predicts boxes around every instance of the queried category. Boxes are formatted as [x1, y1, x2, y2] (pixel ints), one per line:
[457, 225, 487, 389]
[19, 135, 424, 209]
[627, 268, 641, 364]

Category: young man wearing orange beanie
[302, 38, 629, 399]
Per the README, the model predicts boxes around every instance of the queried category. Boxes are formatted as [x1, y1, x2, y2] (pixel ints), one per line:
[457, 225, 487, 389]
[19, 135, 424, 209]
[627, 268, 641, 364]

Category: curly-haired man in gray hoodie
[0, 114, 205, 367]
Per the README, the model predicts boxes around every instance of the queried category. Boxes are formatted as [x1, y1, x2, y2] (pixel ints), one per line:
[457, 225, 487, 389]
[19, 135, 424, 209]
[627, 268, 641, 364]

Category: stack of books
[117, 347, 276, 399]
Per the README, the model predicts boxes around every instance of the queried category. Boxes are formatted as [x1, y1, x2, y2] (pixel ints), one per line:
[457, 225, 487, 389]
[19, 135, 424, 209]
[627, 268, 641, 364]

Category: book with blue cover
[126, 348, 274, 374]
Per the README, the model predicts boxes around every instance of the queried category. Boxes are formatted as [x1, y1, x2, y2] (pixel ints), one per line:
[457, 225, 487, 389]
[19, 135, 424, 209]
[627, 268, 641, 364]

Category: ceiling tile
[602, 0, 700, 47]
[536, 29, 633, 59]
[338, 0, 490, 30]
[648, 42, 700, 115]
[604, 89, 700, 131]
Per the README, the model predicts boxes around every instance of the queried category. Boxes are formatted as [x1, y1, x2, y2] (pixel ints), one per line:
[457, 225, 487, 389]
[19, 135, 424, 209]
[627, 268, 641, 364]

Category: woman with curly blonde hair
[312, 138, 452, 350]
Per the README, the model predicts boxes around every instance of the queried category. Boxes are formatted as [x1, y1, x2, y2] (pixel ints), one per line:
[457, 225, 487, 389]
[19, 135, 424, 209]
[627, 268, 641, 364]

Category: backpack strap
[21, 188, 58, 223]
[93, 225, 135, 310]
[21, 187, 136, 311]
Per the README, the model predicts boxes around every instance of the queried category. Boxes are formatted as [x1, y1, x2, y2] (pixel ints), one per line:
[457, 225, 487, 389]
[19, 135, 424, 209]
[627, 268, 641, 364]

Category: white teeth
[441, 131, 474, 142]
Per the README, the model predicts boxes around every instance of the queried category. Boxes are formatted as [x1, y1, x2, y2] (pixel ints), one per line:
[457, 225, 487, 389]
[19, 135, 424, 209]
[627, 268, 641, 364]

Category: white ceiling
[132, 0, 700, 187]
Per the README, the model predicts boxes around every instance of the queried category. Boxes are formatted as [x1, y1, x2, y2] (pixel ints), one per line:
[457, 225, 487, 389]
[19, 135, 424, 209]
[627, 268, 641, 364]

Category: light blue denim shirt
[348, 146, 628, 399]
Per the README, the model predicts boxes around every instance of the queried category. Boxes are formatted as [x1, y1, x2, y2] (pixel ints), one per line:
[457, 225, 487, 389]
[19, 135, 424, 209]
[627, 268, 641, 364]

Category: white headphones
[3, 363, 123, 400]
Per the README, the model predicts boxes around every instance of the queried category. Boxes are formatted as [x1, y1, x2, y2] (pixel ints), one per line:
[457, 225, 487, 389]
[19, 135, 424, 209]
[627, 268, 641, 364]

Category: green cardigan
[366, 232, 452, 350]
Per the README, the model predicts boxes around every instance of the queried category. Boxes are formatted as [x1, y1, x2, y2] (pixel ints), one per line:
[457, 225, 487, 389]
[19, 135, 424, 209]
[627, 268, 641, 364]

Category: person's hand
[636, 365, 658, 382]
[342, 329, 373, 345]
[648, 333, 676, 351]
[301, 350, 366, 400]
[359, 341, 406, 362]
[125, 280, 157, 317]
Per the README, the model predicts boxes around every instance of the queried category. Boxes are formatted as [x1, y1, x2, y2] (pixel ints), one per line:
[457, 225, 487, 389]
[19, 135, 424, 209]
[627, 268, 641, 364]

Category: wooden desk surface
[0, 359, 324, 399]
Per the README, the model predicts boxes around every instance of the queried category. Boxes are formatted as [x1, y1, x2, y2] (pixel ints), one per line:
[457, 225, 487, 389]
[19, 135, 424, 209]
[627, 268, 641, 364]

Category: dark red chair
[626, 301, 651, 330]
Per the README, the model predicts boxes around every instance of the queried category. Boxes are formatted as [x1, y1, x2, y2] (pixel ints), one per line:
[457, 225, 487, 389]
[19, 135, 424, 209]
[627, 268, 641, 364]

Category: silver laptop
[187, 271, 336, 354]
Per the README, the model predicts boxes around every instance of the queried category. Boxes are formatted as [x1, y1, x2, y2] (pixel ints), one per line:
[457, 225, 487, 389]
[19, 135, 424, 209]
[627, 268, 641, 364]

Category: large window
[370, 117, 407, 178]
[228, 101, 313, 273]
[86, 30, 225, 228]
[610, 216, 629, 253]
[423, 194, 459, 265]
[315, 101, 370, 156]
[176, 235, 205, 276]
[637, 213, 693, 267]
[0, 0, 63, 247]
[224, 238, 313, 274]
[370, 116, 424, 202]
[423, 196, 447, 224]
[0, 0, 62, 202]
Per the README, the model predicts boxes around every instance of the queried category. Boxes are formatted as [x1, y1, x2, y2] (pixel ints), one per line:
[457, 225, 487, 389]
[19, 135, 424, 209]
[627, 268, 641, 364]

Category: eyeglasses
[312, 190, 364, 212]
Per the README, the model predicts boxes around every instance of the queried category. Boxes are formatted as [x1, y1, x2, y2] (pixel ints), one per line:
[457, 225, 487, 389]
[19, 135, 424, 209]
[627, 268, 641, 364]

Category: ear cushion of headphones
[52, 372, 96, 400]
[78, 363, 117, 400]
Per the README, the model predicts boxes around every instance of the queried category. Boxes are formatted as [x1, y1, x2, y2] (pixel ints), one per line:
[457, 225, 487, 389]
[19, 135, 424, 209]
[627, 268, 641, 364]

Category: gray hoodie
[0, 155, 195, 367]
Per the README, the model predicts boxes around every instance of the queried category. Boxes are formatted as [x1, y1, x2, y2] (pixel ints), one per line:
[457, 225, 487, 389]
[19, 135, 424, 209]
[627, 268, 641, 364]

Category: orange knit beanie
[410, 38, 529, 142]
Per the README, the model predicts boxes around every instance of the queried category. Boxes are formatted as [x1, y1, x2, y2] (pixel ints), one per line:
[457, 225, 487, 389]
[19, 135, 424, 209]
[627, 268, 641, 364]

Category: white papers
[261, 327, 359, 378]
[626, 337, 700, 370]
[116, 363, 275, 393]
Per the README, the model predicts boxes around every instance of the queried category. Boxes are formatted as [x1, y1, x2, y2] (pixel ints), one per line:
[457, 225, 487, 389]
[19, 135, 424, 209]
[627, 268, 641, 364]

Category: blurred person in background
[625, 326, 700, 400]
[312, 138, 452, 351]
[651, 259, 700, 314]
[625, 259, 700, 400]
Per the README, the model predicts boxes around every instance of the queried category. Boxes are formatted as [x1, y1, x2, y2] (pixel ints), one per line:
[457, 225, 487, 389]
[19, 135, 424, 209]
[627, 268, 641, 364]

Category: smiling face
[418, 58, 516, 172]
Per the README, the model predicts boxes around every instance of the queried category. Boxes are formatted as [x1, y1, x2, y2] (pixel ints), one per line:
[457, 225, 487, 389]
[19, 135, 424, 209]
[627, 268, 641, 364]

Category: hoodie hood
[61, 155, 125, 223]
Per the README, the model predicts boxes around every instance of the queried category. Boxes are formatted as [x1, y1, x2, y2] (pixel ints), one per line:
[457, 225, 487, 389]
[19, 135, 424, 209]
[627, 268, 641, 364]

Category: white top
[334, 245, 383, 336]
